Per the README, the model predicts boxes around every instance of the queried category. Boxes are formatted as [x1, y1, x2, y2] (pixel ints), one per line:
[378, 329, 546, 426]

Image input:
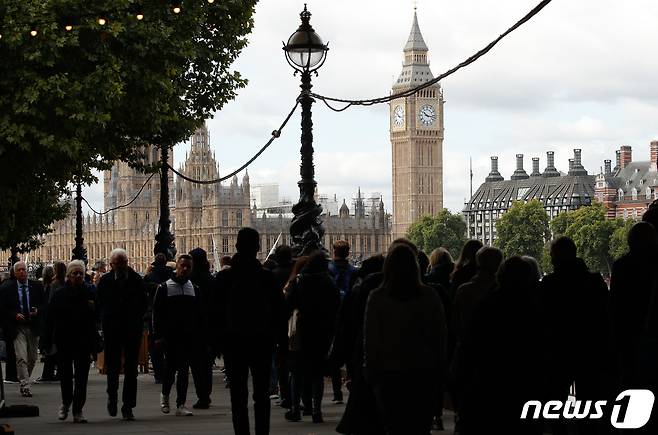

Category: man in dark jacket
[0, 260, 45, 397]
[213, 227, 287, 435]
[153, 254, 203, 417]
[540, 236, 615, 434]
[96, 248, 148, 420]
[188, 247, 214, 409]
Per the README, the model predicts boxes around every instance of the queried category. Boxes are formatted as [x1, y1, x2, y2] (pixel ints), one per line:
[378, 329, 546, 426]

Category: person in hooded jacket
[144, 253, 173, 384]
[284, 251, 340, 423]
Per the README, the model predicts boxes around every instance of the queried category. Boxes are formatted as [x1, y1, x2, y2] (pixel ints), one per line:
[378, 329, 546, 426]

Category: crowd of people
[0, 206, 657, 434]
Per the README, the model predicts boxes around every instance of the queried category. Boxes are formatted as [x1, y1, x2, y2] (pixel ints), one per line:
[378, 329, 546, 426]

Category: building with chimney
[463, 150, 596, 245]
[595, 141, 658, 219]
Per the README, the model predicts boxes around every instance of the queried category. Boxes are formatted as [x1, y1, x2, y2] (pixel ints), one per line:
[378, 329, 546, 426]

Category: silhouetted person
[363, 243, 447, 435]
[611, 222, 658, 433]
[540, 236, 614, 435]
[97, 248, 148, 420]
[45, 260, 98, 423]
[272, 245, 293, 292]
[450, 240, 484, 295]
[426, 247, 454, 291]
[284, 251, 340, 423]
[459, 257, 543, 435]
[270, 245, 293, 404]
[144, 253, 172, 383]
[153, 254, 202, 417]
[213, 227, 287, 435]
[451, 246, 503, 423]
[336, 253, 386, 435]
[38, 265, 58, 382]
[188, 248, 214, 410]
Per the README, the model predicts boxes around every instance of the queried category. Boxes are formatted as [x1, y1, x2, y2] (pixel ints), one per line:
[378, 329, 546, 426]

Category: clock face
[393, 105, 405, 127]
[419, 104, 437, 126]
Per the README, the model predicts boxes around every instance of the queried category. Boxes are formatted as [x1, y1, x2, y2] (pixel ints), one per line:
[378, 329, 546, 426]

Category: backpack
[330, 261, 356, 300]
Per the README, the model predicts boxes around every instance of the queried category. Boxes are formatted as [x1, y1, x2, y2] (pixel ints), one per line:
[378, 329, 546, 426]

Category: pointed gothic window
[222, 210, 229, 227]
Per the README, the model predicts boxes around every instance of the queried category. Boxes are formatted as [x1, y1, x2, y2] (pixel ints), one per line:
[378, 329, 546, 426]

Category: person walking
[0, 261, 45, 397]
[213, 227, 287, 435]
[327, 240, 357, 404]
[36, 265, 58, 383]
[96, 248, 148, 420]
[285, 251, 341, 423]
[188, 248, 214, 410]
[363, 242, 447, 435]
[44, 260, 98, 423]
[153, 254, 202, 417]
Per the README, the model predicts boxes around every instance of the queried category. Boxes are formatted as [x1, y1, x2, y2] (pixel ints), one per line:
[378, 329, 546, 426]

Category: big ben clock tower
[390, 10, 444, 239]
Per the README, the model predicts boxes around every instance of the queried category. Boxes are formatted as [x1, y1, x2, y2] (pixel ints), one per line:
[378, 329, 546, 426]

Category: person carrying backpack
[328, 240, 357, 404]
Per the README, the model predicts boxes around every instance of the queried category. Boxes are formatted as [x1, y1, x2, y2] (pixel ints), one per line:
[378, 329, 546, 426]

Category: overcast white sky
[83, 0, 658, 214]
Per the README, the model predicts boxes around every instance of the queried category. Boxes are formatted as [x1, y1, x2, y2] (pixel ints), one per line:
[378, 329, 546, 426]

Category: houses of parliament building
[23, 11, 445, 272]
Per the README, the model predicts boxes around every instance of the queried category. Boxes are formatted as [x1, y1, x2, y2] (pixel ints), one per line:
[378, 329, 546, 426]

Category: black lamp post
[71, 179, 88, 264]
[154, 144, 177, 260]
[283, 4, 329, 257]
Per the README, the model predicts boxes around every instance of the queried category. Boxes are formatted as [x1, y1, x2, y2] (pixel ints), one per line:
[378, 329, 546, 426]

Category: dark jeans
[330, 364, 343, 400]
[58, 352, 90, 414]
[290, 356, 324, 414]
[224, 343, 272, 435]
[5, 340, 17, 381]
[370, 369, 436, 435]
[162, 341, 191, 407]
[192, 348, 213, 403]
[104, 333, 142, 410]
[149, 332, 165, 381]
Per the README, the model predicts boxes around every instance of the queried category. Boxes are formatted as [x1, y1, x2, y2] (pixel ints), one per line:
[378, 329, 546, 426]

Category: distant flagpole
[265, 232, 282, 261]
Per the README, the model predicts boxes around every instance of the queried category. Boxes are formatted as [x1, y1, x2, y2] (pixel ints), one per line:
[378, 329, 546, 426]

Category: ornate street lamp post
[154, 144, 177, 260]
[71, 179, 88, 264]
[283, 4, 329, 257]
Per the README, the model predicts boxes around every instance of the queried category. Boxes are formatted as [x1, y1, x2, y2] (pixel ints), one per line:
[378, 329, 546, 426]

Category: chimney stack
[604, 159, 612, 175]
[620, 145, 632, 169]
[543, 151, 560, 177]
[511, 154, 529, 180]
[615, 150, 621, 172]
[651, 140, 658, 170]
[568, 159, 574, 173]
[531, 157, 541, 177]
[485, 156, 504, 182]
[570, 148, 588, 176]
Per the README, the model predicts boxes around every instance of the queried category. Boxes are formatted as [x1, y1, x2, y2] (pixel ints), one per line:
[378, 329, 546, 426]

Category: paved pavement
[1, 362, 456, 434]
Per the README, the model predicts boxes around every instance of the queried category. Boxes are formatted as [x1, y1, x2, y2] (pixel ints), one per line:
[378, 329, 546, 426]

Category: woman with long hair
[38, 265, 58, 383]
[450, 240, 484, 292]
[285, 252, 340, 423]
[363, 243, 447, 435]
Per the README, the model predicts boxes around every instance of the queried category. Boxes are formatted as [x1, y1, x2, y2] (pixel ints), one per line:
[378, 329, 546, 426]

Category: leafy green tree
[609, 218, 636, 261]
[406, 210, 467, 258]
[0, 0, 258, 250]
[548, 202, 623, 274]
[495, 200, 550, 259]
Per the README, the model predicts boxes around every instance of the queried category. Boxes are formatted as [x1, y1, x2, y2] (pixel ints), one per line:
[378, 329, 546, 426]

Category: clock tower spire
[390, 9, 444, 239]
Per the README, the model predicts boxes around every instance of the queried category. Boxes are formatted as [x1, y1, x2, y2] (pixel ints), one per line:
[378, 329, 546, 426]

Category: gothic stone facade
[30, 125, 391, 272]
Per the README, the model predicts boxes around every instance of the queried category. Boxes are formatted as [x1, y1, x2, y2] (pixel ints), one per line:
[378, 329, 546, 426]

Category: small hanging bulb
[172, 1, 182, 14]
[208, 0, 215, 3]
[65, 24, 73, 31]
[30, 27, 38, 37]
[173, 6, 181, 14]
[136, 13, 144, 20]
[98, 17, 107, 25]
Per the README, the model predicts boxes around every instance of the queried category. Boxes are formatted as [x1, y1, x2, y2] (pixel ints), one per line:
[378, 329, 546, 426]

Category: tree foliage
[609, 217, 636, 261]
[406, 210, 467, 258]
[549, 202, 624, 274]
[495, 200, 550, 259]
[0, 0, 258, 250]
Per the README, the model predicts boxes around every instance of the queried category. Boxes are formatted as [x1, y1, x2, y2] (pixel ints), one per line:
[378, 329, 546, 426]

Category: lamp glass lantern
[283, 5, 328, 72]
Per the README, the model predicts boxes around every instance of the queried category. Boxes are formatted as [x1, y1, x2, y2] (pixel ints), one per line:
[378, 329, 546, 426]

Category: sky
[83, 0, 658, 214]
